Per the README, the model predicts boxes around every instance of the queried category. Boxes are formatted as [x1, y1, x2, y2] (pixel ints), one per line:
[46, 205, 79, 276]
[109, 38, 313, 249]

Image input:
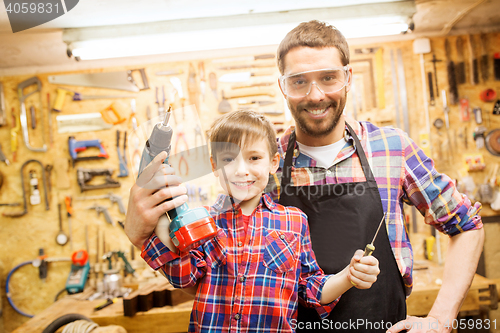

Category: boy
[141, 110, 379, 332]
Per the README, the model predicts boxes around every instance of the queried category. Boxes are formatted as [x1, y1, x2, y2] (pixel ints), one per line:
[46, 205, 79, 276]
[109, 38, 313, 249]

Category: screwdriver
[65, 196, 73, 252]
[363, 212, 387, 257]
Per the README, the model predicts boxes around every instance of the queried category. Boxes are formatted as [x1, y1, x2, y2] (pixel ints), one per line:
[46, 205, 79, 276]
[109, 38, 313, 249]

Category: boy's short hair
[277, 20, 350, 75]
[209, 110, 278, 162]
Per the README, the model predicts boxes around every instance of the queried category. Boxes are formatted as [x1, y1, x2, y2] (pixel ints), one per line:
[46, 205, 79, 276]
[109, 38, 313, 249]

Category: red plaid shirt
[142, 193, 337, 333]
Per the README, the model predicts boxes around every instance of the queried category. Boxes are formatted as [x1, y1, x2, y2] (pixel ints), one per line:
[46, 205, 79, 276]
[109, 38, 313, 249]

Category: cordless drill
[138, 106, 217, 252]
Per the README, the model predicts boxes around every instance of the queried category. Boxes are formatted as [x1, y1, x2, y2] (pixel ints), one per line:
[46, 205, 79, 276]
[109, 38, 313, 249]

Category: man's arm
[389, 131, 484, 333]
[388, 228, 484, 333]
[124, 151, 188, 248]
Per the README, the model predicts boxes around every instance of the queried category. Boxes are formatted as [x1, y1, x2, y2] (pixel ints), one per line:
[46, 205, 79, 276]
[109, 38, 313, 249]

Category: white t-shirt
[297, 138, 346, 169]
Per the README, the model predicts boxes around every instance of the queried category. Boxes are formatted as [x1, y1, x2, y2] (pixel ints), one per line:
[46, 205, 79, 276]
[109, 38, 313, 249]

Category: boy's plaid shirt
[266, 117, 482, 296]
[142, 193, 338, 333]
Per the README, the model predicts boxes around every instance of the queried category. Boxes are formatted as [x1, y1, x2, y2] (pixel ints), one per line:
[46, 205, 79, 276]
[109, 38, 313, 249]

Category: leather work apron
[279, 124, 406, 332]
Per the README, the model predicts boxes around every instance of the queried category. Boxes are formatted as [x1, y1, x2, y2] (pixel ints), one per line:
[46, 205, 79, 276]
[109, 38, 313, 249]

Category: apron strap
[281, 122, 377, 186]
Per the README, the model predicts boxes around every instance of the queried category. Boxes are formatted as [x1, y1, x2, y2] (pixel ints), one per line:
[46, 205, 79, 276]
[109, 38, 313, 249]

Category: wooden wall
[1, 31, 500, 332]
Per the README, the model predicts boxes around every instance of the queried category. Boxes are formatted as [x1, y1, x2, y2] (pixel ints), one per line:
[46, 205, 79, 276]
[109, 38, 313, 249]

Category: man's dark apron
[279, 124, 406, 332]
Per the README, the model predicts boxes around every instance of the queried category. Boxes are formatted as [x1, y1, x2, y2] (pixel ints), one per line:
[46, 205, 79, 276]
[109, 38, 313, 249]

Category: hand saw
[48, 69, 149, 92]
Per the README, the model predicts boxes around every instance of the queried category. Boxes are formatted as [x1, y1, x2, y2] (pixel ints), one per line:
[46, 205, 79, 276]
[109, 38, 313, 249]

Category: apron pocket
[263, 229, 299, 273]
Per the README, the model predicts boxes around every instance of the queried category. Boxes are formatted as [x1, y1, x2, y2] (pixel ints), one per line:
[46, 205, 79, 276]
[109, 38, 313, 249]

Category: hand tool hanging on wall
[494, 53, 500, 81]
[473, 107, 483, 124]
[444, 39, 459, 105]
[88, 204, 113, 225]
[456, 37, 466, 84]
[56, 113, 113, 133]
[485, 129, 500, 157]
[75, 192, 126, 214]
[65, 196, 74, 251]
[65, 250, 90, 294]
[68, 136, 109, 166]
[0, 143, 9, 165]
[11, 108, 20, 162]
[116, 130, 129, 177]
[224, 88, 276, 99]
[0, 82, 6, 127]
[56, 203, 69, 246]
[52, 88, 136, 112]
[3, 159, 49, 217]
[18, 77, 47, 152]
[209, 72, 218, 99]
[237, 99, 275, 106]
[430, 54, 441, 98]
[219, 70, 273, 83]
[216, 62, 276, 70]
[188, 63, 200, 114]
[212, 54, 274, 63]
[441, 90, 454, 157]
[231, 81, 274, 89]
[47, 93, 54, 147]
[198, 62, 206, 101]
[156, 86, 166, 118]
[77, 168, 121, 192]
[493, 100, 500, 115]
[218, 91, 232, 113]
[480, 34, 489, 82]
[155, 69, 183, 76]
[460, 97, 471, 122]
[29, 106, 36, 129]
[29, 170, 41, 205]
[48, 69, 149, 92]
[427, 72, 435, 106]
[45, 164, 53, 205]
[468, 35, 480, 85]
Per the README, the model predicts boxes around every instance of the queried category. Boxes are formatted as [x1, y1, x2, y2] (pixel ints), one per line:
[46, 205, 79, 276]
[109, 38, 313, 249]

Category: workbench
[407, 261, 499, 317]
[12, 265, 499, 333]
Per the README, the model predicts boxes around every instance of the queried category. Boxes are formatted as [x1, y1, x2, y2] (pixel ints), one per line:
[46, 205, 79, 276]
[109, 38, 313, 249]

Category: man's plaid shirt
[266, 117, 483, 296]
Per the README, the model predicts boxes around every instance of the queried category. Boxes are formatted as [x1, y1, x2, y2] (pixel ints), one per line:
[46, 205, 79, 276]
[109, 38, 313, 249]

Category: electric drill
[138, 106, 217, 252]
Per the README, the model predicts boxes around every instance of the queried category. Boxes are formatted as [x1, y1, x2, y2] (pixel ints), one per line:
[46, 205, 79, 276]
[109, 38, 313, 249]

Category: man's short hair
[209, 110, 278, 162]
[277, 20, 350, 74]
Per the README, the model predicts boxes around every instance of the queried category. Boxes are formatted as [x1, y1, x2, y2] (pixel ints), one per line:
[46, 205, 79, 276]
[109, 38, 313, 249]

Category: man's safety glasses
[279, 66, 350, 98]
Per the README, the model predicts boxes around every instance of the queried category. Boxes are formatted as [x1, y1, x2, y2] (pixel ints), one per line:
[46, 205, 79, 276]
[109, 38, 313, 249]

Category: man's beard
[289, 91, 347, 138]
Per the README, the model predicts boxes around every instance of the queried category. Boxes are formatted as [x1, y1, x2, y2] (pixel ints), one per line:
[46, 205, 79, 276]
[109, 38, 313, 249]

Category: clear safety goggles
[279, 66, 350, 98]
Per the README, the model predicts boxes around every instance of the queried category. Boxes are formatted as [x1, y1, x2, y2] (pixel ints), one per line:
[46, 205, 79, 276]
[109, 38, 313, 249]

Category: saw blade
[49, 72, 140, 92]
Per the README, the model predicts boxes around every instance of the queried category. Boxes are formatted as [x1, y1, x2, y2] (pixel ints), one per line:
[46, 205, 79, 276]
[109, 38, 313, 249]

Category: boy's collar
[213, 193, 276, 213]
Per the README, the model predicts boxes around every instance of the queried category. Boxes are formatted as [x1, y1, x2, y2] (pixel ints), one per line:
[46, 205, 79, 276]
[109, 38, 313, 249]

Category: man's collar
[278, 115, 362, 154]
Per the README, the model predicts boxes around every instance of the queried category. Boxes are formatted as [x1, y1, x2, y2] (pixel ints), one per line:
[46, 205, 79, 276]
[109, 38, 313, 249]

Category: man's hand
[347, 249, 380, 289]
[124, 151, 188, 248]
[387, 315, 447, 333]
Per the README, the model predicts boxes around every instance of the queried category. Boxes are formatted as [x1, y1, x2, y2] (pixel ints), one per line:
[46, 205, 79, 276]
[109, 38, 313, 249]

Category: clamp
[18, 77, 47, 152]
[3, 159, 50, 217]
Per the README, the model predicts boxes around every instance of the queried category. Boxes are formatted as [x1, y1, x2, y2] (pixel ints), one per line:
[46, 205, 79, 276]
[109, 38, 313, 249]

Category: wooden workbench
[13, 265, 499, 333]
[11, 289, 194, 333]
[407, 261, 499, 316]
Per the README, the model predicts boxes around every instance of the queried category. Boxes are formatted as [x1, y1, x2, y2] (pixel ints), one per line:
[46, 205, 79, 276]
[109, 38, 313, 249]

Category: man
[125, 20, 484, 333]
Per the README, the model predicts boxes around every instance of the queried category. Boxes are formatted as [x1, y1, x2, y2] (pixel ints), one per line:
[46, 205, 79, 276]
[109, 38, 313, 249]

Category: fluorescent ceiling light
[65, 1, 415, 60]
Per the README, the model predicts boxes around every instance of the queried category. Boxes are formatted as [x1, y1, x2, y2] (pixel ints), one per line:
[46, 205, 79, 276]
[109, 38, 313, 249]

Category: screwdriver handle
[363, 243, 375, 257]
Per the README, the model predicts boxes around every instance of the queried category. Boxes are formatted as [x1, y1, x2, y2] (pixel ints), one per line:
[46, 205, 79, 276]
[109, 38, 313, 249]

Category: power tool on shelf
[138, 106, 217, 252]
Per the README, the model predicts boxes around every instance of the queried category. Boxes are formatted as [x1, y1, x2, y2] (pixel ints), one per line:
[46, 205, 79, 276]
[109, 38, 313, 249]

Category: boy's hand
[124, 151, 188, 248]
[347, 249, 380, 289]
